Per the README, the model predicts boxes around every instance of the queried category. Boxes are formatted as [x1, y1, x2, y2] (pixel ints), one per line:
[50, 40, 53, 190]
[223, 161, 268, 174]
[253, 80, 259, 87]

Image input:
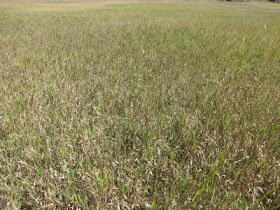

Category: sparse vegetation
[0, 0, 280, 209]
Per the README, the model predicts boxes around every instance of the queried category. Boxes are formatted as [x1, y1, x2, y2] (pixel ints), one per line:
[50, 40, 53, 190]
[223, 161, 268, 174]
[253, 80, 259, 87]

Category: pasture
[0, 0, 280, 208]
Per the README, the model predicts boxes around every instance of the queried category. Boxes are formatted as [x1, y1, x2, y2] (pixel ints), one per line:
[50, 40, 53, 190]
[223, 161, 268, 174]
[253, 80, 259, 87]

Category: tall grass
[0, 0, 280, 208]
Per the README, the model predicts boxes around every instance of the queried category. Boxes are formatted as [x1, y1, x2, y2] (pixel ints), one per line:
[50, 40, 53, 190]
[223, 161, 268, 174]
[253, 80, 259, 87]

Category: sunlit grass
[0, 0, 280, 208]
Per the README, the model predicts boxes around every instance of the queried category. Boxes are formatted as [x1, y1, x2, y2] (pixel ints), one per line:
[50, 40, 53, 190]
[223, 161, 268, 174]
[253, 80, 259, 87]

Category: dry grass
[0, 0, 280, 208]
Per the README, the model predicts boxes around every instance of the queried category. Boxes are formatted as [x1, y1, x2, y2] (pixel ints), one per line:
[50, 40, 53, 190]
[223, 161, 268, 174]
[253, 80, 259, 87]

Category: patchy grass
[0, 0, 280, 208]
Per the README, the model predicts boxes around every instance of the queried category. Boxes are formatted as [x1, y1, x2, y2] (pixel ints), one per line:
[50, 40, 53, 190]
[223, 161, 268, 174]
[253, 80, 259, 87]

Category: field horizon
[1, 0, 280, 208]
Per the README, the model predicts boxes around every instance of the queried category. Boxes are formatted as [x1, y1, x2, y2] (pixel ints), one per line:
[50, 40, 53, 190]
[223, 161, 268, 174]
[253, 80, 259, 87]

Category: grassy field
[0, 0, 280, 208]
